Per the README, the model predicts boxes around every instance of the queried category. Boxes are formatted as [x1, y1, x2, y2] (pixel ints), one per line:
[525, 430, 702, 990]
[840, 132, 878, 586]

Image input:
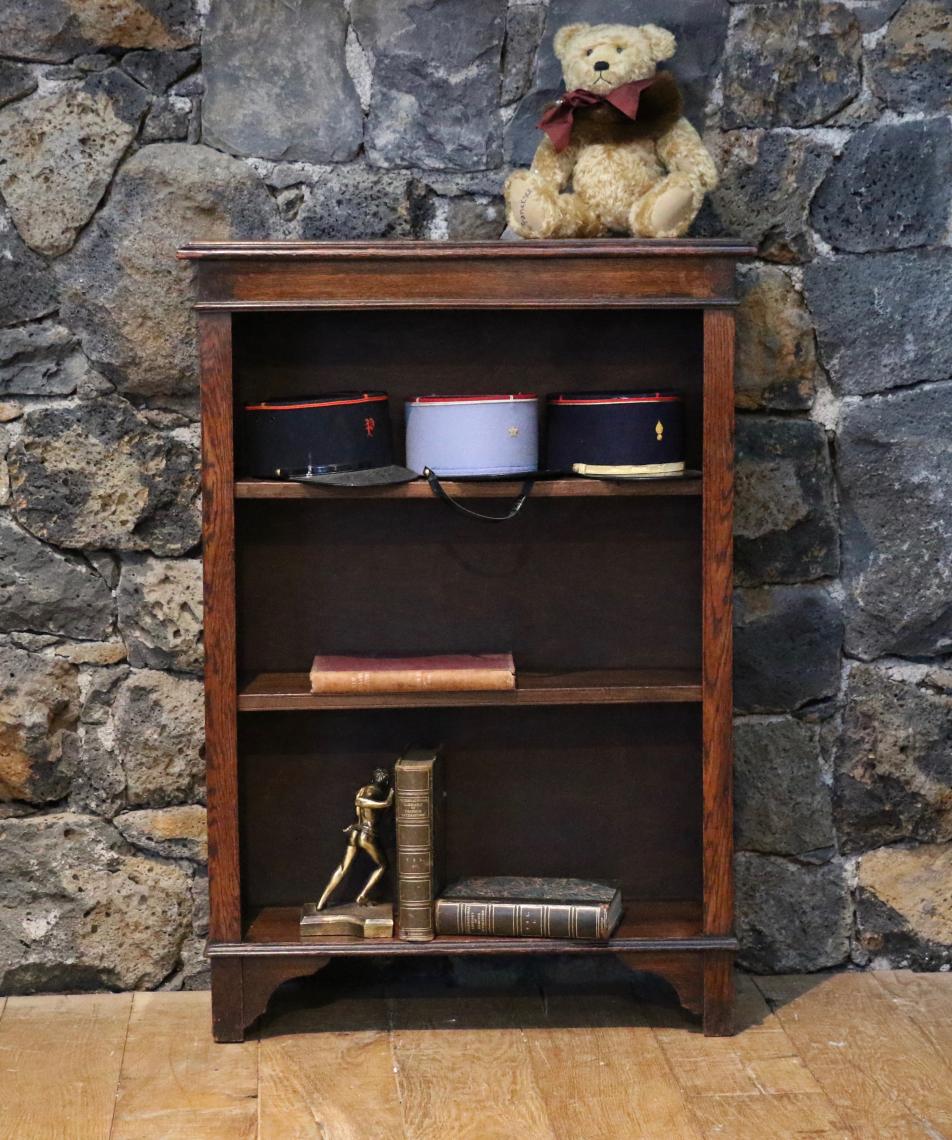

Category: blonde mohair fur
[504, 22, 718, 239]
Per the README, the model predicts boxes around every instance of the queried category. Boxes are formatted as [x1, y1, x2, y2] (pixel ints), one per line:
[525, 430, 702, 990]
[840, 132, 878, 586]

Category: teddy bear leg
[628, 173, 702, 239]
[505, 172, 562, 239]
[552, 192, 602, 238]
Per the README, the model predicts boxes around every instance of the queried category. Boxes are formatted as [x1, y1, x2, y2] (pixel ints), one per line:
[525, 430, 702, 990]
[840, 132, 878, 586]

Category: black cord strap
[423, 468, 534, 522]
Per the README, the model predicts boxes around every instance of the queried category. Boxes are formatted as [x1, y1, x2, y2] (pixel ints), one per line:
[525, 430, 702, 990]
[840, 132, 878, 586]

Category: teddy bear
[504, 22, 718, 239]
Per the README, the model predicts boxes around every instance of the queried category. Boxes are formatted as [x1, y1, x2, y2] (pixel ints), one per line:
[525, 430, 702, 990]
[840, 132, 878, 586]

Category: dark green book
[435, 876, 622, 940]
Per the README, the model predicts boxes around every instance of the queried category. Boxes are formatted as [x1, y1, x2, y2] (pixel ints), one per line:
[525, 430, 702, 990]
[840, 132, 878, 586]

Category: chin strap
[423, 468, 534, 522]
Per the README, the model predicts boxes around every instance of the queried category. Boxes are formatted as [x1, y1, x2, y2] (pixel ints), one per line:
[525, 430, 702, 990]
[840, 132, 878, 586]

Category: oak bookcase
[179, 239, 751, 1042]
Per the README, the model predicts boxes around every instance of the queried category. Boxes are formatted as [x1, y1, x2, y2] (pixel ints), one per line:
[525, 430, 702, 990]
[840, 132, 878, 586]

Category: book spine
[310, 666, 514, 694]
[395, 759, 436, 941]
[434, 900, 610, 940]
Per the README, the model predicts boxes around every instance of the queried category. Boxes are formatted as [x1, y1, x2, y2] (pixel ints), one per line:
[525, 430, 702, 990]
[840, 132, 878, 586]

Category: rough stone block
[120, 47, 199, 92]
[0, 71, 149, 257]
[114, 669, 204, 808]
[0, 321, 88, 397]
[811, 120, 952, 253]
[203, 0, 361, 163]
[0, 0, 200, 63]
[114, 805, 207, 862]
[734, 267, 819, 411]
[697, 131, 834, 264]
[735, 716, 835, 856]
[354, 0, 506, 171]
[867, 0, 952, 112]
[501, 3, 546, 105]
[293, 166, 415, 240]
[835, 662, 952, 852]
[56, 143, 280, 404]
[721, 1, 861, 128]
[838, 383, 952, 658]
[734, 585, 843, 713]
[9, 396, 200, 556]
[140, 96, 190, 143]
[506, 0, 728, 166]
[0, 640, 79, 804]
[735, 416, 837, 586]
[118, 555, 202, 672]
[0, 514, 114, 640]
[855, 843, 952, 969]
[0, 61, 37, 109]
[0, 812, 191, 993]
[0, 209, 57, 329]
[735, 851, 851, 972]
[805, 251, 952, 396]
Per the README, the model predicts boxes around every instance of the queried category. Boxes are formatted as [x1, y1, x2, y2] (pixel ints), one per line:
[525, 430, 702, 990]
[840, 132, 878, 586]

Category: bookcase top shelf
[239, 669, 703, 711]
[235, 476, 702, 500]
[180, 238, 755, 260]
[180, 238, 753, 311]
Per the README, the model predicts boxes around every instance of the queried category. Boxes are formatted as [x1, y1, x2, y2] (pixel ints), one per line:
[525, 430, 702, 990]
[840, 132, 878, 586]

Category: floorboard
[388, 985, 555, 1140]
[1, 973, 952, 1138]
[523, 987, 701, 1140]
[649, 975, 848, 1137]
[0, 993, 132, 1140]
[111, 992, 258, 1140]
[258, 990, 405, 1140]
[757, 972, 952, 1139]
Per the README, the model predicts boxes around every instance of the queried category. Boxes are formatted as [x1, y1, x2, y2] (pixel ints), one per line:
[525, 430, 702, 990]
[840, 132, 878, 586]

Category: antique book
[435, 877, 622, 940]
[309, 653, 515, 694]
[395, 748, 444, 942]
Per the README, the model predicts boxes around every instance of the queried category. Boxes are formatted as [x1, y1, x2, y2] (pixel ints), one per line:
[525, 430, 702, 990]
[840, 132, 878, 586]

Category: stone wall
[0, 0, 949, 992]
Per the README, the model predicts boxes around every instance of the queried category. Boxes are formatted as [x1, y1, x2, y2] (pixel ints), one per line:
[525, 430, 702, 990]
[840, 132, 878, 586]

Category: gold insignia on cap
[655, 420, 664, 441]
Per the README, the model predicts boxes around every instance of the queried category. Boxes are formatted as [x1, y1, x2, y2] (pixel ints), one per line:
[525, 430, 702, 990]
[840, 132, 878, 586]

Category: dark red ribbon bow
[537, 77, 656, 152]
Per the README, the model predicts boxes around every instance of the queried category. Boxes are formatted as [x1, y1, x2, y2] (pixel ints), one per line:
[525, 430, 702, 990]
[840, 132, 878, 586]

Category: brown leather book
[434, 877, 622, 940]
[395, 748, 444, 942]
[309, 653, 515, 694]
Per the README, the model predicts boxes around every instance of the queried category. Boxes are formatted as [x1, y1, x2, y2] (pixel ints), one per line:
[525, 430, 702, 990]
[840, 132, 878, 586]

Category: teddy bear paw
[505, 173, 560, 239]
[629, 175, 699, 239]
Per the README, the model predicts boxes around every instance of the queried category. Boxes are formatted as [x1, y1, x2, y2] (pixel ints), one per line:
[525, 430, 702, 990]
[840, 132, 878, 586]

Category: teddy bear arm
[656, 118, 718, 194]
[529, 136, 578, 191]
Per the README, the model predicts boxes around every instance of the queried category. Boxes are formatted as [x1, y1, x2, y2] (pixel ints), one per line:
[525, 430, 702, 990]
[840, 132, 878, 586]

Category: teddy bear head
[554, 22, 676, 93]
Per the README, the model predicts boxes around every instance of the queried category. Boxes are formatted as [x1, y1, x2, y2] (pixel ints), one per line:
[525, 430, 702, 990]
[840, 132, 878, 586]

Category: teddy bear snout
[593, 60, 610, 71]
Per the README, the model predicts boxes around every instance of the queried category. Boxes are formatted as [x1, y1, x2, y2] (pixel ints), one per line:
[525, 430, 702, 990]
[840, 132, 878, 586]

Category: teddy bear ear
[554, 23, 588, 59]
[641, 23, 677, 62]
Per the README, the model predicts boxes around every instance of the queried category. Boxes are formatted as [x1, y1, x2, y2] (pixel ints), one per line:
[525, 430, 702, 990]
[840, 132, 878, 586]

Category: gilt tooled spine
[434, 900, 609, 940]
[395, 754, 439, 941]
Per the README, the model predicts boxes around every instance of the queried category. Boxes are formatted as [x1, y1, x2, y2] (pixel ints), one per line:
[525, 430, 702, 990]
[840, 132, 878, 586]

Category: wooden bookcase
[179, 239, 751, 1041]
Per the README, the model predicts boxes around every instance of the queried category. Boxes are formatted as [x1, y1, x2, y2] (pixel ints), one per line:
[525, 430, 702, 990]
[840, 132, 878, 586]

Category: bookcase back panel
[238, 705, 701, 910]
[236, 497, 701, 673]
[232, 309, 704, 472]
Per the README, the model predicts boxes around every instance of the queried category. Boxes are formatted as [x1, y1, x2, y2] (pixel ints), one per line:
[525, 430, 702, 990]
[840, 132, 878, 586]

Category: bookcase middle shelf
[237, 668, 703, 711]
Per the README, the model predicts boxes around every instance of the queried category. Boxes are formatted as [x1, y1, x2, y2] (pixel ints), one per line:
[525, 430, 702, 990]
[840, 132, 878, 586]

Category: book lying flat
[434, 876, 623, 940]
[309, 653, 516, 694]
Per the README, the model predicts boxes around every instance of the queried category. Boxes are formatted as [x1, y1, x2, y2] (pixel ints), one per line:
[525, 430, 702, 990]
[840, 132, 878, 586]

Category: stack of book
[393, 747, 622, 942]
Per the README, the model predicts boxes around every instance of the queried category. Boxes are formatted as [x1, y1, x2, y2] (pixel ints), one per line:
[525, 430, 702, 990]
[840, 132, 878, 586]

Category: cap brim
[289, 465, 418, 488]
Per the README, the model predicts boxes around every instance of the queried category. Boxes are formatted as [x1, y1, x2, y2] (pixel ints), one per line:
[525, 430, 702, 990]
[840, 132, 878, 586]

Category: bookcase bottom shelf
[209, 900, 736, 957]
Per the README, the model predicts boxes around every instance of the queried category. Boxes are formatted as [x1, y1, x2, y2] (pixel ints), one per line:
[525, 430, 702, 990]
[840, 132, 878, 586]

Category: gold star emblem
[508, 425, 519, 437]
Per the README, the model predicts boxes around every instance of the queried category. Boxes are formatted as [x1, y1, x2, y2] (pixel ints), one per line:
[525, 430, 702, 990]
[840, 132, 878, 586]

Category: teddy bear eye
[585, 48, 592, 56]
[616, 46, 623, 53]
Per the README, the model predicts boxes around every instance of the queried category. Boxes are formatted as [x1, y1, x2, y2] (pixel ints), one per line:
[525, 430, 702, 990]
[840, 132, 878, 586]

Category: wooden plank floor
[0, 972, 951, 1139]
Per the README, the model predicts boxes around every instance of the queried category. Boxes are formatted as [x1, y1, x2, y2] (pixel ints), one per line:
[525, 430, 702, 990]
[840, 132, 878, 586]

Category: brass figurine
[301, 768, 395, 939]
[317, 767, 393, 908]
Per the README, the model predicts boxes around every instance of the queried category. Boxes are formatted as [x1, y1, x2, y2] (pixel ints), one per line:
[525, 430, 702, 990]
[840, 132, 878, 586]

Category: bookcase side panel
[701, 308, 735, 938]
[199, 311, 242, 942]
